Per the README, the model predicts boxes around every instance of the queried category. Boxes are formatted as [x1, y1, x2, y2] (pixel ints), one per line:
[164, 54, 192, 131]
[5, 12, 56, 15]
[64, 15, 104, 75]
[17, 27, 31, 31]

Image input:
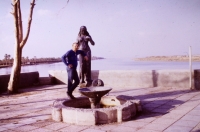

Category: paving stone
[181, 102, 200, 107]
[161, 113, 183, 119]
[135, 116, 158, 123]
[142, 106, 155, 111]
[110, 125, 138, 132]
[164, 125, 193, 132]
[43, 122, 69, 130]
[152, 108, 171, 113]
[143, 122, 170, 131]
[169, 109, 191, 116]
[152, 117, 177, 125]
[29, 127, 53, 132]
[165, 100, 185, 106]
[137, 128, 160, 132]
[175, 97, 191, 101]
[58, 125, 89, 132]
[0, 129, 16, 132]
[121, 120, 148, 129]
[194, 105, 200, 110]
[93, 124, 119, 131]
[157, 104, 175, 109]
[17, 118, 37, 125]
[0, 127, 9, 132]
[151, 100, 170, 105]
[188, 109, 200, 116]
[173, 119, 199, 128]
[12, 125, 39, 132]
[30, 120, 54, 127]
[142, 98, 159, 103]
[81, 128, 106, 132]
[143, 103, 161, 108]
[191, 122, 200, 132]
[32, 114, 51, 121]
[173, 105, 194, 112]
[0, 123, 25, 129]
[181, 114, 200, 122]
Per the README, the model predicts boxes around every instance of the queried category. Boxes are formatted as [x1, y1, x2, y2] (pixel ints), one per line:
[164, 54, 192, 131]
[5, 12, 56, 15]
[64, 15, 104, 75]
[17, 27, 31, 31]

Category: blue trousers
[67, 67, 80, 93]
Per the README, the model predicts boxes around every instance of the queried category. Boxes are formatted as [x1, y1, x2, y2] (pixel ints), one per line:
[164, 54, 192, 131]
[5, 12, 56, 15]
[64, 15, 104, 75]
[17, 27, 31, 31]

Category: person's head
[78, 26, 90, 36]
[72, 42, 79, 51]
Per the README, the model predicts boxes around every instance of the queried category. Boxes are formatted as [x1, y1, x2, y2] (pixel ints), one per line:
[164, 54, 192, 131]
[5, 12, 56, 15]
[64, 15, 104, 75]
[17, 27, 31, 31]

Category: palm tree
[34, 56, 36, 64]
[21, 57, 25, 65]
[7, 55, 11, 65]
[26, 56, 29, 64]
[4, 54, 8, 65]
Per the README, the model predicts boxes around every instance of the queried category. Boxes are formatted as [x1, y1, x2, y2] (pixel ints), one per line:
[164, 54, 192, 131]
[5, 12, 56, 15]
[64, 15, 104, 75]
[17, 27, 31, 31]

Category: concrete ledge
[49, 70, 200, 89]
[0, 72, 39, 93]
[39, 77, 53, 85]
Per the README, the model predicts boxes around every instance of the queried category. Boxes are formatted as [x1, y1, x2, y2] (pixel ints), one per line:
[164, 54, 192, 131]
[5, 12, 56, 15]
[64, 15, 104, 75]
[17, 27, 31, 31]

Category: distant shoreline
[134, 55, 200, 62]
[0, 57, 105, 69]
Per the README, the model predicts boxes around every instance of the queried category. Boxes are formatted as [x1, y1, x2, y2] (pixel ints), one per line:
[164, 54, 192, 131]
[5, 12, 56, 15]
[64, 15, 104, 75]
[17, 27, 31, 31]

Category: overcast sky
[0, 0, 200, 60]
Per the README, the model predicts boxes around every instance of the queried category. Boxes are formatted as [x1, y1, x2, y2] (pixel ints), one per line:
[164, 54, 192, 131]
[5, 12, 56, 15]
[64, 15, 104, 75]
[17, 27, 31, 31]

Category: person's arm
[61, 51, 69, 66]
[86, 36, 95, 45]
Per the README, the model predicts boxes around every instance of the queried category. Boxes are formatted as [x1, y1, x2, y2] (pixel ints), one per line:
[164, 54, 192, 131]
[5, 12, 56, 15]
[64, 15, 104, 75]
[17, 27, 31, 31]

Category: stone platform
[0, 85, 200, 132]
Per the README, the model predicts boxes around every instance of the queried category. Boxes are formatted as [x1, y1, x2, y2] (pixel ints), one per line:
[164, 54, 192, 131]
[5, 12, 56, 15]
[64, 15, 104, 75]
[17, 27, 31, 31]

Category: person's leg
[67, 68, 73, 99]
[71, 68, 80, 93]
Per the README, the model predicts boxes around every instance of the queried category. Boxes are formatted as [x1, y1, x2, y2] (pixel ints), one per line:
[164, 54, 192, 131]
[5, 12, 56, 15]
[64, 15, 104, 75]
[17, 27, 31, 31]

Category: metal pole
[189, 46, 192, 89]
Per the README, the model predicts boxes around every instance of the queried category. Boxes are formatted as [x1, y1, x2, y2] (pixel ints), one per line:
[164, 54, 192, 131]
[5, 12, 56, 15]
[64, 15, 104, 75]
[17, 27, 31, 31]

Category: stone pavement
[0, 85, 200, 132]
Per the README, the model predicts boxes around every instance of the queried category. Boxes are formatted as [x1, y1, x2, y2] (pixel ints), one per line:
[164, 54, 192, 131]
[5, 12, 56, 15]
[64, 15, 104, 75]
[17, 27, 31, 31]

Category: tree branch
[12, 0, 20, 49]
[17, 0, 23, 42]
[20, 0, 35, 49]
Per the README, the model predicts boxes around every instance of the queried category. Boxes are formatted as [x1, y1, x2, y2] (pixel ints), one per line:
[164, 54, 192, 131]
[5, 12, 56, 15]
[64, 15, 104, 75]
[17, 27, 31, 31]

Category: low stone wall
[49, 69, 200, 90]
[0, 72, 39, 93]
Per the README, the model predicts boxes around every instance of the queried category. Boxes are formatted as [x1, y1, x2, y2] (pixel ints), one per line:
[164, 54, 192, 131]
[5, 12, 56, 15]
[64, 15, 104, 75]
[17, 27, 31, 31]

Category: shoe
[67, 92, 76, 99]
[67, 92, 73, 99]
[70, 94, 76, 99]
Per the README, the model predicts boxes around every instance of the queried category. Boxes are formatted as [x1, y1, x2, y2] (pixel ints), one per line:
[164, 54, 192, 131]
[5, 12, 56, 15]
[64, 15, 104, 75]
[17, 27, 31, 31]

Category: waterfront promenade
[0, 85, 200, 132]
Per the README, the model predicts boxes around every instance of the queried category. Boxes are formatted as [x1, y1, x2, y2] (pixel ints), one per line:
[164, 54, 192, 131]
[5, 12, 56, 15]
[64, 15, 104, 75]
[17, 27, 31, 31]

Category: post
[189, 46, 192, 89]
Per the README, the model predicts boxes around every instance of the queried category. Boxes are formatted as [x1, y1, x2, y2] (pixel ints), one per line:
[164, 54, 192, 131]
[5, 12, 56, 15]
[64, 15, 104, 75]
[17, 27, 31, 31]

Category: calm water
[0, 58, 200, 77]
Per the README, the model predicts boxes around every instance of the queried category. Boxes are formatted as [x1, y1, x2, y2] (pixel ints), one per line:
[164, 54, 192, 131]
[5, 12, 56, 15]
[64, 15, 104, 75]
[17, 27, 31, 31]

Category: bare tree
[8, 0, 36, 93]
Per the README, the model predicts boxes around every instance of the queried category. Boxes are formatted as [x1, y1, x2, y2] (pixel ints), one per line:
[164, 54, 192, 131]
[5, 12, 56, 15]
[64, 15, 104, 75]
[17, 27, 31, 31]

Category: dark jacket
[61, 50, 86, 68]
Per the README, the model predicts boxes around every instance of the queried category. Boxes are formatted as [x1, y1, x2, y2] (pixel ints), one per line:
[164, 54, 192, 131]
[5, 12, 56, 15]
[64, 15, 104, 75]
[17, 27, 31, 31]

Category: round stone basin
[52, 96, 142, 125]
[79, 87, 112, 98]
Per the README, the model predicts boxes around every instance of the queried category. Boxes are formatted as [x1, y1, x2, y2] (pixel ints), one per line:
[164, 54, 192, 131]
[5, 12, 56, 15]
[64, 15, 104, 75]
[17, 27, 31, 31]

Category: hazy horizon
[1, 0, 200, 60]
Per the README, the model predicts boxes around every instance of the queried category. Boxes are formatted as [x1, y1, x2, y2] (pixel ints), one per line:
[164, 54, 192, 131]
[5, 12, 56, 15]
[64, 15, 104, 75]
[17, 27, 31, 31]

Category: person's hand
[85, 36, 90, 41]
[84, 56, 89, 61]
[68, 64, 73, 68]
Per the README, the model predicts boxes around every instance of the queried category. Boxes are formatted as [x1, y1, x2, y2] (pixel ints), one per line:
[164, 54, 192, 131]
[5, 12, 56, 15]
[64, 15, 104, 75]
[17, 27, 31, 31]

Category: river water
[0, 58, 200, 77]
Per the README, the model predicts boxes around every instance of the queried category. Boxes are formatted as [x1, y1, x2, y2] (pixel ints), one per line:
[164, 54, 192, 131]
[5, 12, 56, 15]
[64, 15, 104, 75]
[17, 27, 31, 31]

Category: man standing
[62, 42, 88, 99]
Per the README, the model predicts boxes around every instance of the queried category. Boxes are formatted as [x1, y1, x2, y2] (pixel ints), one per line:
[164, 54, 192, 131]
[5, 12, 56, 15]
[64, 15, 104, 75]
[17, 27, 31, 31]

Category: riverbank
[0, 65, 10, 68]
[0, 57, 105, 69]
[134, 55, 200, 62]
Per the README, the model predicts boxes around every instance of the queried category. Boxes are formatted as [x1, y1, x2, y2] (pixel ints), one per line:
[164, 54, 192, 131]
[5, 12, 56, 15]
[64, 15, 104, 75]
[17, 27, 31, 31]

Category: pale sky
[0, 0, 200, 60]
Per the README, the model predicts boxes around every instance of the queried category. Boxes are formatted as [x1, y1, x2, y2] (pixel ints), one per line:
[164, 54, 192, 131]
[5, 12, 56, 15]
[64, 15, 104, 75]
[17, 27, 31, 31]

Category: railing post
[189, 46, 192, 89]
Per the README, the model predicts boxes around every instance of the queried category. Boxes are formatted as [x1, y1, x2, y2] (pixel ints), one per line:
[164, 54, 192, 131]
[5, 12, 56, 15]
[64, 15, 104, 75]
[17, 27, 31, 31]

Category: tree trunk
[8, 49, 21, 93]
[8, 0, 35, 94]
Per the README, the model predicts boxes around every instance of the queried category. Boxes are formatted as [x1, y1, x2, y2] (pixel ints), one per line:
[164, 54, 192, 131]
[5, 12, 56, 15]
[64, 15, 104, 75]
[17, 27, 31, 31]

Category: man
[62, 42, 88, 99]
